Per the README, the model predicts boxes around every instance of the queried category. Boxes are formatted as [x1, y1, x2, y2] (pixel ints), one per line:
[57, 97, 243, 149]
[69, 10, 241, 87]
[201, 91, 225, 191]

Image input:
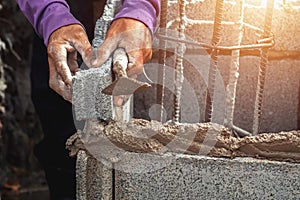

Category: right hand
[92, 18, 153, 79]
[47, 24, 93, 102]
[91, 18, 153, 106]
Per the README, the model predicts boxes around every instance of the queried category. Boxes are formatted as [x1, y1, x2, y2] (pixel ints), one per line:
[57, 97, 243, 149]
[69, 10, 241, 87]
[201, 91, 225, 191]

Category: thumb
[89, 37, 118, 68]
[71, 34, 94, 67]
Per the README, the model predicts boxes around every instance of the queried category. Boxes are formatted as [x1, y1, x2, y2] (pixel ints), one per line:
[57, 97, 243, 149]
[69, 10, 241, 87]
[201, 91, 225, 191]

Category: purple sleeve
[16, 0, 160, 46]
[16, 0, 81, 46]
[113, 0, 161, 34]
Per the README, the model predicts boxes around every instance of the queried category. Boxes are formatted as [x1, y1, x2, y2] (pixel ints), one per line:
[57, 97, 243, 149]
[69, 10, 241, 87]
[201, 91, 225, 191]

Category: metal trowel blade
[102, 76, 151, 96]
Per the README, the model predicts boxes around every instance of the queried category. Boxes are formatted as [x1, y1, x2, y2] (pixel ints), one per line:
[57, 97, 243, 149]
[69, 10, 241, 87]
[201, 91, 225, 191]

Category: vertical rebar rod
[157, 0, 168, 122]
[204, 0, 225, 122]
[298, 78, 300, 130]
[224, 0, 244, 131]
[252, 0, 275, 134]
[173, 0, 186, 123]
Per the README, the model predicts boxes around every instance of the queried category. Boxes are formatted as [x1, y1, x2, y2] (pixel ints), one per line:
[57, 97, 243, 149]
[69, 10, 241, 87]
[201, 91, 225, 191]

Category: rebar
[156, 33, 274, 51]
[204, 0, 225, 122]
[157, 0, 168, 122]
[252, 0, 275, 134]
[224, 0, 244, 133]
[298, 78, 300, 130]
[173, 0, 186, 123]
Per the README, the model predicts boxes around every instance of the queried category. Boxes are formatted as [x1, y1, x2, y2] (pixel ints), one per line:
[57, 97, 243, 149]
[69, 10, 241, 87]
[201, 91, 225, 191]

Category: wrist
[113, 0, 160, 35]
[38, 2, 82, 46]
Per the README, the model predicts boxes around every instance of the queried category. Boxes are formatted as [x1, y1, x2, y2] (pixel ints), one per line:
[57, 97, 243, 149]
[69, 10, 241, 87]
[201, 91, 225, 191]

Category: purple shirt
[16, 0, 160, 46]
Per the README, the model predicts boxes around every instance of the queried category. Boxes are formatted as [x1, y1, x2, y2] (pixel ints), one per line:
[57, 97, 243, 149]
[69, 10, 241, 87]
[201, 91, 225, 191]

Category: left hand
[47, 24, 93, 102]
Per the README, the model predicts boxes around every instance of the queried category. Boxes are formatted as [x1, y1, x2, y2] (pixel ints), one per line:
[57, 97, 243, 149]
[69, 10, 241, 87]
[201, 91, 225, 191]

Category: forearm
[16, 0, 81, 46]
[114, 0, 161, 34]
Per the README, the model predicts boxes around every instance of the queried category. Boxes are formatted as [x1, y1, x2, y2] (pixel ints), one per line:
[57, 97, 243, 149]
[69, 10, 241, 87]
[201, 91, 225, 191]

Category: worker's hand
[47, 24, 93, 102]
[92, 18, 152, 77]
[92, 18, 153, 106]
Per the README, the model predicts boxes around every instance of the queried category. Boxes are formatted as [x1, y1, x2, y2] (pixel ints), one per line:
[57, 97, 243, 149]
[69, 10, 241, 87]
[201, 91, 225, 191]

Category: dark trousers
[31, 34, 77, 200]
[30, 1, 104, 199]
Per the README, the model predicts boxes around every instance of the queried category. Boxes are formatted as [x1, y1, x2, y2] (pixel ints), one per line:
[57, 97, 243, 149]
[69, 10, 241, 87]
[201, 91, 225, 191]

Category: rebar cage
[149, 0, 283, 136]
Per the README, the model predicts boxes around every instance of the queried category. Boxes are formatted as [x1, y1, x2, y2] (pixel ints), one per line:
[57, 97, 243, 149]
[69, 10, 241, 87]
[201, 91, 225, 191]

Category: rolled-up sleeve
[16, 0, 81, 46]
[113, 0, 161, 34]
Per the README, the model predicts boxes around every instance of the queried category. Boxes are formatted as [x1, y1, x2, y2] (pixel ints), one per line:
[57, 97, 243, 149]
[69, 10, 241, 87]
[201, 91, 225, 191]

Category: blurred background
[0, 0, 49, 199]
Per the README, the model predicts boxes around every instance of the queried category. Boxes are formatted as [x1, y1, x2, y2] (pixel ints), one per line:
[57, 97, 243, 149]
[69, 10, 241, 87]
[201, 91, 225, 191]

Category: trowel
[102, 48, 151, 96]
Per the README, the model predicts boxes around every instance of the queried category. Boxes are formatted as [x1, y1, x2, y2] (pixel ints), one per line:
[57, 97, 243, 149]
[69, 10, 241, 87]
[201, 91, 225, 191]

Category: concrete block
[72, 118, 299, 200]
[152, 0, 300, 132]
[259, 59, 300, 132]
[75, 150, 300, 200]
[244, 5, 300, 51]
[232, 57, 300, 133]
[137, 50, 299, 132]
[76, 150, 113, 200]
[167, 0, 300, 51]
[115, 154, 300, 200]
[73, 67, 113, 121]
[72, 0, 122, 121]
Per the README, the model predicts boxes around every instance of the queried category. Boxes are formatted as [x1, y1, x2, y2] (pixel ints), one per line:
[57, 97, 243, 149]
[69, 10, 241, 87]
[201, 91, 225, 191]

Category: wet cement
[68, 119, 300, 163]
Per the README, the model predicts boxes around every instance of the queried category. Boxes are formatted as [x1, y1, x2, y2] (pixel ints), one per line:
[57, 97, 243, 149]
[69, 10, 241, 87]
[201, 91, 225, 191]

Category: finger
[90, 37, 118, 67]
[48, 45, 73, 86]
[67, 50, 79, 74]
[126, 50, 144, 77]
[53, 60, 73, 86]
[127, 64, 141, 79]
[71, 30, 94, 67]
[128, 73, 137, 79]
[113, 95, 131, 107]
[113, 96, 124, 107]
[49, 69, 72, 103]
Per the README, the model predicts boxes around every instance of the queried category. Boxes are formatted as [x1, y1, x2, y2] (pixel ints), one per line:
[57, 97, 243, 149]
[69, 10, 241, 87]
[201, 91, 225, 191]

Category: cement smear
[68, 119, 300, 163]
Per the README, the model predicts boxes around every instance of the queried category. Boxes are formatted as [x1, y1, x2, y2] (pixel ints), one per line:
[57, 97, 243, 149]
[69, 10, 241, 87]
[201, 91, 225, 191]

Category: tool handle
[112, 48, 128, 77]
